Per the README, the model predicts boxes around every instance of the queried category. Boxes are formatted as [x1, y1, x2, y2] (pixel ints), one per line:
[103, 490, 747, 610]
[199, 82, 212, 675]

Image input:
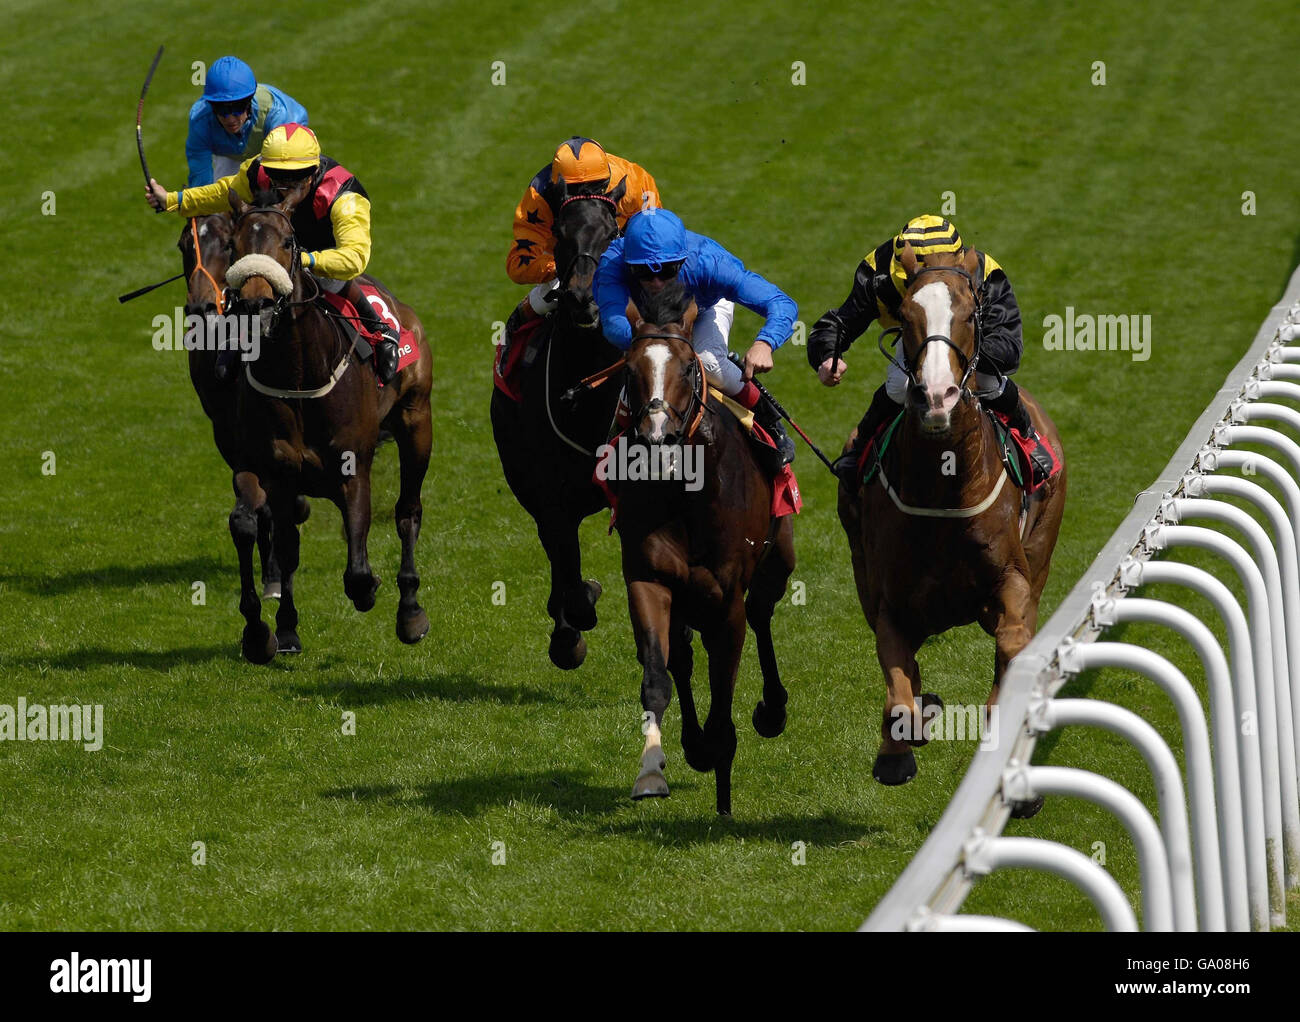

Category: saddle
[319, 284, 418, 385]
[856, 408, 1059, 497]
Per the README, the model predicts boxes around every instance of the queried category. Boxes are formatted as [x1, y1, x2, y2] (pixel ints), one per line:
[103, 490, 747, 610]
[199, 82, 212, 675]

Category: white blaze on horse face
[913, 282, 960, 426]
[645, 343, 672, 441]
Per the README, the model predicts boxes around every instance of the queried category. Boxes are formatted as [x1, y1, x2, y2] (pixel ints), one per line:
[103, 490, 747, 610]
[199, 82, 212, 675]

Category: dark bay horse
[178, 213, 302, 599]
[838, 246, 1066, 789]
[223, 183, 433, 663]
[490, 181, 627, 669]
[613, 283, 795, 815]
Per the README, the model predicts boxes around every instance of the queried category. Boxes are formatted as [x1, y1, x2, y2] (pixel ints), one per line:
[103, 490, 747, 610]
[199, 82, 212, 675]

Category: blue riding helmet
[202, 56, 257, 104]
[624, 209, 690, 272]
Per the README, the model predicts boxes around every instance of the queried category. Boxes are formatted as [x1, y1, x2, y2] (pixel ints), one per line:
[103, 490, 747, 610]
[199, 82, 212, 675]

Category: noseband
[225, 206, 309, 331]
[879, 264, 985, 392]
[628, 334, 709, 443]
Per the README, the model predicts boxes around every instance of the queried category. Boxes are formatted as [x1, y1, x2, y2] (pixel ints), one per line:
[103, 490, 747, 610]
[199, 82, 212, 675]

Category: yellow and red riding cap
[260, 123, 321, 171]
[551, 137, 610, 188]
[889, 214, 963, 296]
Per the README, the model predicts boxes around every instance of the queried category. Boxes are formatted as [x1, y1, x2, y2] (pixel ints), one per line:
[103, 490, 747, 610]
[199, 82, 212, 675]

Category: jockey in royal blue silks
[185, 56, 310, 187]
[593, 208, 799, 465]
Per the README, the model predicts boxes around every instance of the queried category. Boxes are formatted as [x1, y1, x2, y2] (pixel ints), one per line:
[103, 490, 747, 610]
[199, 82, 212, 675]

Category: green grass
[2, 0, 1299, 930]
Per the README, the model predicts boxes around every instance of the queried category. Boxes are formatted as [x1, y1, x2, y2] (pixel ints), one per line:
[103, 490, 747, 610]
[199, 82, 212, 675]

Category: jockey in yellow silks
[145, 123, 401, 384]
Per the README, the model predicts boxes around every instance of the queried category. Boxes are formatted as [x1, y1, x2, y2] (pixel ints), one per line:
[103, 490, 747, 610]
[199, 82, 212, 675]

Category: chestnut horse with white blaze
[614, 284, 795, 815]
[838, 246, 1065, 795]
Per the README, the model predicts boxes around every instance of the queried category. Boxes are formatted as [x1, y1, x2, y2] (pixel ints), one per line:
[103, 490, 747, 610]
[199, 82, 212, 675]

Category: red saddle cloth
[989, 410, 1063, 493]
[592, 427, 801, 534]
[493, 316, 544, 403]
[320, 284, 419, 385]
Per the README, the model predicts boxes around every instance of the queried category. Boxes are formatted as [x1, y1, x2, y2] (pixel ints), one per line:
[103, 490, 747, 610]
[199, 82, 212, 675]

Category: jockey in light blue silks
[594, 208, 799, 465]
[185, 56, 310, 187]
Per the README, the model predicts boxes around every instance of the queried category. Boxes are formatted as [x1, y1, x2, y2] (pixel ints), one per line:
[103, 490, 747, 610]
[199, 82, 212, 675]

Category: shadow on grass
[322, 769, 628, 818]
[1, 643, 234, 672]
[598, 812, 888, 847]
[284, 672, 561, 706]
[0, 555, 231, 597]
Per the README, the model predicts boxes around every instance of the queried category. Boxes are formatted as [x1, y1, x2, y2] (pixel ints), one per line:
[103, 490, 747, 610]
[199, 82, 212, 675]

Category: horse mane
[634, 278, 694, 328]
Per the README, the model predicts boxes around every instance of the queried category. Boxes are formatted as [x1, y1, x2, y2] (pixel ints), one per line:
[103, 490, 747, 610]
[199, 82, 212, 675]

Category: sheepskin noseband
[226, 254, 293, 296]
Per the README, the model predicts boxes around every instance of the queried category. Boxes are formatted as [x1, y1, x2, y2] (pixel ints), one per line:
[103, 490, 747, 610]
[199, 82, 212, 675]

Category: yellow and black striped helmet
[890, 214, 963, 294]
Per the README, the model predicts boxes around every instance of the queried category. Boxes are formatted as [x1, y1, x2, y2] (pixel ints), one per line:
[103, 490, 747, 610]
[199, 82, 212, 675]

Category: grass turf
[1, 0, 1299, 929]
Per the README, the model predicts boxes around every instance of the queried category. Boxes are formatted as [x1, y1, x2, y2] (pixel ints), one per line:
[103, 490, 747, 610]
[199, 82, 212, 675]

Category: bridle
[879, 263, 986, 393]
[186, 217, 227, 315]
[627, 332, 710, 444]
[554, 192, 618, 287]
[224, 205, 318, 334]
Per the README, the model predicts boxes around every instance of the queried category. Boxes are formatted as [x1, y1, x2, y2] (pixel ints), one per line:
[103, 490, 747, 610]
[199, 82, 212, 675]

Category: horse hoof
[872, 749, 917, 786]
[294, 495, 311, 524]
[752, 700, 787, 738]
[397, 607, 430, 644]
[1009, 795, 1045, 819]
[548, 627, 587, 670]
[261, 582, 282, 600]
[241, 623, 278, 665]
[632, 769, 670, 800]
[275, 630, 302, 655]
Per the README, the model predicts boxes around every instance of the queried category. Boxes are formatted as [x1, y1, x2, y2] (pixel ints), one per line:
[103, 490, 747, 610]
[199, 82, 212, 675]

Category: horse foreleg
[700, 599, 746, 816]
[339, 469, 380, 613]
[747, 522, 794, 738]
[230, 471, 277, 665]
[392, 399, 431, 644]
[669, 616, 711, 772]
[537, 514, 591, 669]
[629, 580, 673, 800]
[270, 491, 302, 654]
[256, 502, 281, 600]
[873, 612, 922, 786]
[984, 569, 1034, 706]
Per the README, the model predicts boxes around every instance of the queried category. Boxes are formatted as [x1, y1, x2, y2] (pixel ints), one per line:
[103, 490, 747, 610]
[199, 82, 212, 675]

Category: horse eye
[282, 237, 293, 250]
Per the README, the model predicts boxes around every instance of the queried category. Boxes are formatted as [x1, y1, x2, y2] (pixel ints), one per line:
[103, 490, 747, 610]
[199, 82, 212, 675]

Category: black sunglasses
[211, 101, 250, 118]
[630, 260, 683, 281]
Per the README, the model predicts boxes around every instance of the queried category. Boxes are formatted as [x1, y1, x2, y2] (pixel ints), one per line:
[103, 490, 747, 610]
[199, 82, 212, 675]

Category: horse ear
[278, 178, 311, 216]
[607, 175, 628, 205]
[897, 242, 919, 279]
[681, 300, 699, 334]
[625, 298, 644, 333]
[962, 246, 980, 276]
[228, 189, 247, 216]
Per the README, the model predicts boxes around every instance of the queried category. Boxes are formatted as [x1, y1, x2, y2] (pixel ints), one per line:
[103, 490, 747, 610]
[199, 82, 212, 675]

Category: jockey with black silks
[808, 215, 1056, 488]
[146, 123, 401, 385]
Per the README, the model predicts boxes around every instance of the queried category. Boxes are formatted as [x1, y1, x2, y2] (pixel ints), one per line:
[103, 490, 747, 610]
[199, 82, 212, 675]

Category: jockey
[808, 214, 1057, 487]
[146, 123, 401, 384]
[185, 56, 309, 187]
[594, 208, 799, 466]
[505, 136, 660, 336]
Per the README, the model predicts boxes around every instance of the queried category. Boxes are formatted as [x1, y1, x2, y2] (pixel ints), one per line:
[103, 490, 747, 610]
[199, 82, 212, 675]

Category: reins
[188, 218, 226, 315]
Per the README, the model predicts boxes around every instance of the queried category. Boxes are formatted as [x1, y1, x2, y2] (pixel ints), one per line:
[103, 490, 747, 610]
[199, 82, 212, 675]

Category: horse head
[226, 181, 309, 339]
[551, 177, 626, 329]
[896, 245, 983, 435]
[626, 279, 703, 447]
[178, 213, 233, 318]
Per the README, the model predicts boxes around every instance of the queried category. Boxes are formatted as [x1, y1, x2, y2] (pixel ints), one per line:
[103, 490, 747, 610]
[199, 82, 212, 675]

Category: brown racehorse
[178, 212, 304, 599]
[223, 182, 433, 664]
[838, 246, 1065, 792]
[490, 183, 627, 669]
[614, 282, 795, 815]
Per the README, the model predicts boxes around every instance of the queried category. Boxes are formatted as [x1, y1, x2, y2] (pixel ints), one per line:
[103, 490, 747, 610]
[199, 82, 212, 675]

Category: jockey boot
[500, 297, 537, 369]
[833, 384, 898, 490]
[733, 382, 795, 470]
[344, 279, 400, 385]
[981, 378, 1056, 487]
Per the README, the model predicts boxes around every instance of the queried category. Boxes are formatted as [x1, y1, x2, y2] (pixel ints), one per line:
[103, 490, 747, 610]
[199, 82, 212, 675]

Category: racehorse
[838, 245, 1066, 791]
[613, 282, 795, 815]
[490, 181, 628, 669]
[222, 182, 433, 664]
[178, 212, 303, 600]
